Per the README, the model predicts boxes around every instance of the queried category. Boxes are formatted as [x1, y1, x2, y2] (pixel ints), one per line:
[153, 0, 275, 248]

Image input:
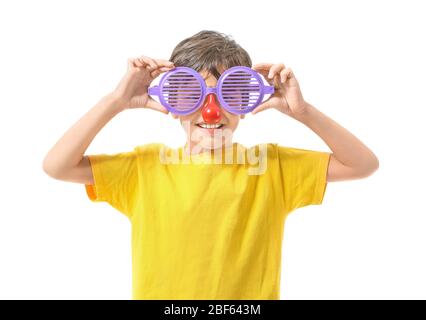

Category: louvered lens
[161, 70, 203, 113]
[220, 70, 261, 112]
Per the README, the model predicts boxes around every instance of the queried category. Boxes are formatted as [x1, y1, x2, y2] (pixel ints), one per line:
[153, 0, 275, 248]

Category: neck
[183, 140, 234, 155]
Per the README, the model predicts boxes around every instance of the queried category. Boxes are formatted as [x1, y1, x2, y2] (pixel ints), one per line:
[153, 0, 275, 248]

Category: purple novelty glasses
[148, 66, 274, 115]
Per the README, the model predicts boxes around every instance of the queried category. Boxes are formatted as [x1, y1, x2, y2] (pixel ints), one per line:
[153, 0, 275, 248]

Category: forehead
[199, 66, 226, 85]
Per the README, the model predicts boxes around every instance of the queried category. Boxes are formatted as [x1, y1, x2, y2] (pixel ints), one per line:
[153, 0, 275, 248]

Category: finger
[138, 56, 158, 71]
[253, 67, 269, 76]
[150, 69, 161, 78]
[272, 73, 282, 88]
[136, 57, 150, 69]
[252, 68, 276, 86]
[252, 63, 273, 71]
[254, 68, 270, 80]
[150, 66, 174, 78]
[140, 56, 158, 68]
[128, 57, 143, 69]
[251, 101, 272, 115]
[252, 64, 282, 86]
[153, 59, 175, 67]
[158, 66, 175, 72]
[280, 68, 293, 84]
[133, 58, 144, 68]
[268, 63, 286, 79]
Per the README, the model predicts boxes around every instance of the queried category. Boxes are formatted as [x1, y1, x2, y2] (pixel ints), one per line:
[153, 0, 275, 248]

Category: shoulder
[240, 143, 280, 161]
[134, 143, 168, 155]
[134, 143, 176, 166]
[274, 143, 329, 159]
[251, 143, 330, 166]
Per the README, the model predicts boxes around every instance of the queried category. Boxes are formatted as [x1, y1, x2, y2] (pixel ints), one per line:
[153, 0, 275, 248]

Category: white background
[1, 0, 425, 299]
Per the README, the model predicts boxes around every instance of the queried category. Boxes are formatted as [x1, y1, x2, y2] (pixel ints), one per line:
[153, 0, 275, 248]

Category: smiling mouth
[195, 123, 225, 129]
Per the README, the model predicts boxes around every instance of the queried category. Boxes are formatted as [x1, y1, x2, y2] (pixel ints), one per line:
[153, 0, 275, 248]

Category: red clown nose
[201, 94, 221, 123]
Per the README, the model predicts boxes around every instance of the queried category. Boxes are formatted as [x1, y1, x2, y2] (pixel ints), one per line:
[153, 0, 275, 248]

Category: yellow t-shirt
[85, 142, 331, 300]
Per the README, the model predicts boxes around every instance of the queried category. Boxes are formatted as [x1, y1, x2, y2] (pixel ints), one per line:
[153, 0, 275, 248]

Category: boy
[42, 30, 379, 300]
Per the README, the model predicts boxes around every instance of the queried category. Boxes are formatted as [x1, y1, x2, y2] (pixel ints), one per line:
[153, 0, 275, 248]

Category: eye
[226, 90, 242, 99]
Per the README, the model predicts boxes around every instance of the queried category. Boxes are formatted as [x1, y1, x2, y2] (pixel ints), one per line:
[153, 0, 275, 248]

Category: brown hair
[169, 30, 252, 80]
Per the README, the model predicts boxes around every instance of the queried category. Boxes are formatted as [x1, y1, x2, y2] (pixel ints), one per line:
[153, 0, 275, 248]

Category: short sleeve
[277, 144, 331, 215]
[84, 147, 140, 219]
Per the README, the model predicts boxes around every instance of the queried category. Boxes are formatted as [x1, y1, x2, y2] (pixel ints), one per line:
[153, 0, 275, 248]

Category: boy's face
[171, 67, 245, 152]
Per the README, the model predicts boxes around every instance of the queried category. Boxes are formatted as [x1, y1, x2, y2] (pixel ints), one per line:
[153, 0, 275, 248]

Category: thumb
[251, 101, 272, 115]
[146, 97, 169, 114]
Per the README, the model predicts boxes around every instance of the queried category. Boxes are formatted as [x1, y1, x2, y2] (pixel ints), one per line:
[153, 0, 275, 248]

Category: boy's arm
[291, 102, 380, 182]
[42, 94, 124, 184]
[42, 56, 175, 185]
[252, 62, 379, 182]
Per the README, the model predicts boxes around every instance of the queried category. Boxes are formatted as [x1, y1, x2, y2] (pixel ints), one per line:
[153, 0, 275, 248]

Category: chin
[191, 134, 232, 151]
[186, 124, 235, 151]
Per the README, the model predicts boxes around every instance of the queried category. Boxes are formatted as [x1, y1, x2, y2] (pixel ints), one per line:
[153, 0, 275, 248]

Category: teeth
[198, 123, 222, 129]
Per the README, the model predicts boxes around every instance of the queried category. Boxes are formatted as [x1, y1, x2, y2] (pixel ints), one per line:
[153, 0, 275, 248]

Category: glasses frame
[148, 66, 274, 115]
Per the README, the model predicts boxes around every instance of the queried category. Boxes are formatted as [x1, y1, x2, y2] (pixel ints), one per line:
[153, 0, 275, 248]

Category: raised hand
[251, 63, 308, 117]
[112, 55, 175, 113]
